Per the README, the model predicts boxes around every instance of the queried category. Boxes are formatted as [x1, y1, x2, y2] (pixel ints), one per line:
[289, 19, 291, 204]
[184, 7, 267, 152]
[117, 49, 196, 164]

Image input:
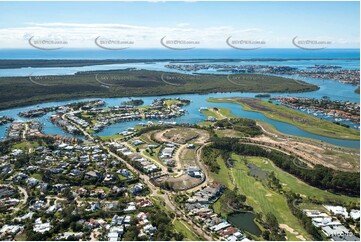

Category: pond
[227, 212, 262, 236]
[248, 163, 270, 182]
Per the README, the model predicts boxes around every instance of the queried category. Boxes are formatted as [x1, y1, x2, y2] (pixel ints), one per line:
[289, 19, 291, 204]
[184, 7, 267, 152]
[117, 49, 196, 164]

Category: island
[0, 69, 318, 110]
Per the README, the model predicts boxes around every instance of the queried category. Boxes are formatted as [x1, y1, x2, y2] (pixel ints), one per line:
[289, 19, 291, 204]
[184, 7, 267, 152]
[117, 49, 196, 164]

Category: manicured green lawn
[117, 174, 128, 181]
[231, 155, 312, 241]
[13, 141, 40, 151]
[248, 156, 359, 204]
[99, 134, 124, 141]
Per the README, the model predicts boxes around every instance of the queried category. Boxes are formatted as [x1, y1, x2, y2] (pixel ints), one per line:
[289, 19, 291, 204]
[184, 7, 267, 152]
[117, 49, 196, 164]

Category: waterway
[0, 58, 359, 148]
[228, 212, 262, 236]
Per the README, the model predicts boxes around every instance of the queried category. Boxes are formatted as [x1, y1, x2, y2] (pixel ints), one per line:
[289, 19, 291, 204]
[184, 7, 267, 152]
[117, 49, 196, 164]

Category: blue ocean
[0, 48, 359, 60]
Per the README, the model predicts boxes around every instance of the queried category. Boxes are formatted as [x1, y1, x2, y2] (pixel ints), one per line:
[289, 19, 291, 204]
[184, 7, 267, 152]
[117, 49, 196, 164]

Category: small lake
[228, 212, 262, 236]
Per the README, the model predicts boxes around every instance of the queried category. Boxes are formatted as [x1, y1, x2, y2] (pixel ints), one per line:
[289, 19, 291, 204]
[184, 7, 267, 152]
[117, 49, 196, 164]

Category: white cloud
[0, 22, 357, 49]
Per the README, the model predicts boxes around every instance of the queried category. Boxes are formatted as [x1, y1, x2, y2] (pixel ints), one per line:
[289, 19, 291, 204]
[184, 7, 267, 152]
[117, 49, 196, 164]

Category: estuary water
[0, 50, 359, 148]
[0, 90, 359, 148]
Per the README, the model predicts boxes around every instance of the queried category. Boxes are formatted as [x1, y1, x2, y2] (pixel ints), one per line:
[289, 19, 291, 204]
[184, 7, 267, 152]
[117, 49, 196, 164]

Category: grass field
[231, 155, 312, 240]
[173, 219, 202, 241]
[210, 156, 235, 190]
[200, 109, 222, 120]
[117, 174, 128, 181]
[140, 132, 160, 145]
[209, 97, 360, 140]
[248, 156, 359, 204]
[0, 69, 318, 110]
[217, 108, 238, 118]
[180, 148, 197, 168]
[201, 107, 237, 120]
[150, 196, 203, 240]
[296, 202, 329, 213]
[99, 134, 124, 141]
[13, 141, 40, 151]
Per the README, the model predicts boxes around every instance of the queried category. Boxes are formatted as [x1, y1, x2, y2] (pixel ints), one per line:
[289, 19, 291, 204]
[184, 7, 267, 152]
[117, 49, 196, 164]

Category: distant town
[165, 64, 360, 85]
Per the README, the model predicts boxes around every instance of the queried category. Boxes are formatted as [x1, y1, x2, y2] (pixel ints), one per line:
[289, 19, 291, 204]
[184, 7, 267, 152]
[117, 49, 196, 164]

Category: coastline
[0, 57, 359, 69]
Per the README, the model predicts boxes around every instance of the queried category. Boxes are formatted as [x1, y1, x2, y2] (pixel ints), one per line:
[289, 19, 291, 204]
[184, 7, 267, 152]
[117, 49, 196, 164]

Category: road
[2, 184, 29, 214]
[64, 115, 214, 240]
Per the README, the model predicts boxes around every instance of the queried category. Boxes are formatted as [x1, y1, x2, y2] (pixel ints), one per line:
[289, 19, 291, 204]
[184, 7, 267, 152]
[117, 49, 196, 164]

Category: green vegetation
[217, 108, 238, 118]
[210, 156, 234, 189]
[200, 107, 238, 121]
[211, 154, 311, 240]
[98, 134, 124, 141]
[231, 155, 311, 240]
[201, 145, 231, 173]
[30, 173, 43, 181]
[255, 94, 271, 98]
[296, 202, 328, 212]
[214, 118, 262, 137]
[0, 69, 317, 110]
[117, 174, 128, 181]
[121, 99, 144, 106]
[355, 86, 360, 94]
[200, 109, 222, 120]
[211, 137, 360, 196]
[173, 219, 202, 241]
[248, 156, 359, 204]
[209, 97, 360, 140]
[12, 141, 40, 151]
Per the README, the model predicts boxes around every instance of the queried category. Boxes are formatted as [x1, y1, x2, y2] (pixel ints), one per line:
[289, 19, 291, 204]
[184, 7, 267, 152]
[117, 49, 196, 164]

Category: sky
[0, 1, 359, 49]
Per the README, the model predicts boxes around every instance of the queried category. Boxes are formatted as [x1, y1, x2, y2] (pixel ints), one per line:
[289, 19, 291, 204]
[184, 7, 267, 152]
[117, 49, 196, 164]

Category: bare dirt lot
[152, 174, 204, 191]
[154, 127, 210, 145]
[148, 127, 210, 191]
